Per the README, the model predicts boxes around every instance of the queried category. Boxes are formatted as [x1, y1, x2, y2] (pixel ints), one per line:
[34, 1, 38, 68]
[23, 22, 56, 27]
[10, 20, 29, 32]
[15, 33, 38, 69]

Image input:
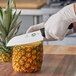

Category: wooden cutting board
[0, 0, 46, 9]
[0, 54, 76, 76]
[0, 45, 76, 76]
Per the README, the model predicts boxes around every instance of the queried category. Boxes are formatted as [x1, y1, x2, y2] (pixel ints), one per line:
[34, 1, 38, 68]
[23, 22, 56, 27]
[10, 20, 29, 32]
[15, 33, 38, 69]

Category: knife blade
[6, 28, 45, 46]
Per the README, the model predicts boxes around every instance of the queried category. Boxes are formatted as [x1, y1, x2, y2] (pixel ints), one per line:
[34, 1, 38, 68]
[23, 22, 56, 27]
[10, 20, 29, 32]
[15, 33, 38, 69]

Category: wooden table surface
[0, 45, 76, 76]
[0, 0, 46, 9]
[43, 45, 76, 55]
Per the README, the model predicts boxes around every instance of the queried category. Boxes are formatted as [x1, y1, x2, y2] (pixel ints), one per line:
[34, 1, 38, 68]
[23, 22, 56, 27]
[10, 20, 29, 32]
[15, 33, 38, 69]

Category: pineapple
[0, 0, 22, 62]
[12, 41, 43, 72]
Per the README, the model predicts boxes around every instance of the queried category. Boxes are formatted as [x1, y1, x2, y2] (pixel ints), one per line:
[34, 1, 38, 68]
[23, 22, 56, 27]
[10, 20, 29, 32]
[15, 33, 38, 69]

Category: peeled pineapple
[12, 41, 43, 72]
[0, 0, 21, 62]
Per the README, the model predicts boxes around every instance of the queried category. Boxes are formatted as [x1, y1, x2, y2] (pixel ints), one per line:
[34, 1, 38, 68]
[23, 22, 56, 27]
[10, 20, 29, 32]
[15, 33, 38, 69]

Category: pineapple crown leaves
[0, 44, 12, 54]
[3, 0, 13, 32]
[0, 7, 3, 25]
[9, 11, 21, 31]
[6, 21, 22, 44]
[0, 0, 22, 46]
[13, 0, 16, 9]
[0, 7, 3, 17]
[0, 39, 5, 45]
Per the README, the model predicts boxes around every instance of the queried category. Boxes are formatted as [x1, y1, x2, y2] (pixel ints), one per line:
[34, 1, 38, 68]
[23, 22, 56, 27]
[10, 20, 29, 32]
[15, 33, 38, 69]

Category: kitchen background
[0, 0, 76, 45]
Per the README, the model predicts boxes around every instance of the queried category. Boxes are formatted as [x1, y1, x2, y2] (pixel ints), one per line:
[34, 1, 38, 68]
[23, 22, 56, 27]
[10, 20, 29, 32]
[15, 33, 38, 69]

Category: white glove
[26, 23, 56, 41]
[26, 4, 76, 41]
[26, 23, 44, 33]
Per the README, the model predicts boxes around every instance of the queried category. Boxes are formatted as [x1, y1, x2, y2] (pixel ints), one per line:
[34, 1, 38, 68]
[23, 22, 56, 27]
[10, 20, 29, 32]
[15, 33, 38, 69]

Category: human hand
[26, 4, 76, 41]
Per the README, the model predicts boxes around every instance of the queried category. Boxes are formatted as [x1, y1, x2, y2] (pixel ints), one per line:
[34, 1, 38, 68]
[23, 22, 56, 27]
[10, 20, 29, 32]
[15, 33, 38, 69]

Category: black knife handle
[68, 23, 73, 29]
[40, 28, 45, 37]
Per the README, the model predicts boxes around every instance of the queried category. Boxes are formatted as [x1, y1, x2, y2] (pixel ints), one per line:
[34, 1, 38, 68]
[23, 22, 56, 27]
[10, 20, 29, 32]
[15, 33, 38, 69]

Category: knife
[6, 28, 45, 46]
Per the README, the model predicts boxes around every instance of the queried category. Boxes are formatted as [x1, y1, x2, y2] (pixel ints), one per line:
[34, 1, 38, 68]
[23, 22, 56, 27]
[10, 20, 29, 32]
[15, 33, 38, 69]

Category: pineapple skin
[12, 41, 43, 72]
[0, 51, 12, 62]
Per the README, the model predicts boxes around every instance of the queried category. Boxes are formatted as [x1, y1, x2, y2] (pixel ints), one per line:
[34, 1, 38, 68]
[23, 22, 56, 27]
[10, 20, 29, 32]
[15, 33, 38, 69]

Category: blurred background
[0, 0, 76, 45]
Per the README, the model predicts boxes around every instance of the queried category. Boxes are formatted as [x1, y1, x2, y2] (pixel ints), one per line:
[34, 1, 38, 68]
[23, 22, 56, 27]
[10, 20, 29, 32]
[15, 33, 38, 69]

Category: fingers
[26, 22, 44, 33]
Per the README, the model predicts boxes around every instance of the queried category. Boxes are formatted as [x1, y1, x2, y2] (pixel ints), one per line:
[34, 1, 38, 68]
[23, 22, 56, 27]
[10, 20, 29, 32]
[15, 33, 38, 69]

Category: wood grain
[43, 45, 76, 55]
[0, 0, 46, 9]
[0, 54, 76, 76]
[0, 45, 76, 76]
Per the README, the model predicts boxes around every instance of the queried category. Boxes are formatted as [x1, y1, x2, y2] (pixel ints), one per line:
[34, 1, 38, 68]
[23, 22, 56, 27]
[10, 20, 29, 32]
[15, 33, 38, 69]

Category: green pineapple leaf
[3, 11, 10, 33]
[14, 23, 21, 36]
[3, 0, 13, 33]
[0, 45, 12, 54]
[0, 7, 3, 24]
[12, 11, 16, 20]
[0, 21, 6, 37]
[9, 11, 21, 31]
[0, 33, 4, 41]
[13, 0, 16, 9]
[6, 21, 22, 43]
[0, 39, 5, 45]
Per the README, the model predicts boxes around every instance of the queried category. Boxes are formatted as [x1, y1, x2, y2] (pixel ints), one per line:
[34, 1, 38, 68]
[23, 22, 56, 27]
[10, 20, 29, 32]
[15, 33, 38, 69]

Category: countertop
[0, 0, 46, 9]
[43, 45, 76, 55]
[0, 45, 76, 76]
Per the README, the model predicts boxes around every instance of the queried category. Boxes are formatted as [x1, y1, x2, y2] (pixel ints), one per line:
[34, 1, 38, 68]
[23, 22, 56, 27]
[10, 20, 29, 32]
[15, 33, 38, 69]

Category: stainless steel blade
[6, 30, 43, 46]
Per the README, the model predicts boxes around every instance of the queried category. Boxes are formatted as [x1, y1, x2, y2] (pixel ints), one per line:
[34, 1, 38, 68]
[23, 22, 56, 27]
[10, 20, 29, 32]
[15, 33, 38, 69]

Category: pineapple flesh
[0, 0, 21, 62]
[12, 41, 43, 72]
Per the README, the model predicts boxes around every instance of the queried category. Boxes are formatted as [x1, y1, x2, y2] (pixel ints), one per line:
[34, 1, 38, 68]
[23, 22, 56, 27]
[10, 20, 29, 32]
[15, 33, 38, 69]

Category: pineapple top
[0, 0, 22, 54]
[0, 0, 22, 46]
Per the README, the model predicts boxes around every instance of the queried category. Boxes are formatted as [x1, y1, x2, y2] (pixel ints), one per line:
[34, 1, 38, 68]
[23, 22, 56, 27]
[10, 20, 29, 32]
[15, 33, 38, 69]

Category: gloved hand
[26, 22, 56, 41]
[26, 4, 76, 41]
